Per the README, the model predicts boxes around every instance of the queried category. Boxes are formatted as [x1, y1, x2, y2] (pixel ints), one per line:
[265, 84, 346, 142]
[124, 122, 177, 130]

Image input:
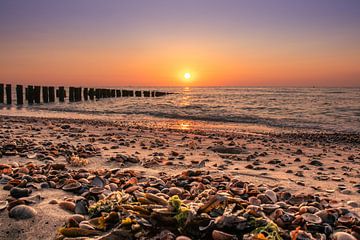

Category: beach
[0, 114, 359, 239]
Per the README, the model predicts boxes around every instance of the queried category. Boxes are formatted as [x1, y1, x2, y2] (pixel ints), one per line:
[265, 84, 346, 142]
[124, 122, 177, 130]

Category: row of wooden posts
[0, 84, 169, 105]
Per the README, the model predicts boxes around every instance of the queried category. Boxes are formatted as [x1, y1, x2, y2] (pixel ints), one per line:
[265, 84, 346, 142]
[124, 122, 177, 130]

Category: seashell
[145, 193, 168, 206]
[62, 182, 82, 191]
[91, 176, 105, 188]
[59, 227, 100, 237]
[0, 201, 8, 210]
[79, 222, 96, 230]
[331, 232, 357, 240]
[67, 214, 85, 224]
[26, 153, 37, 159]
[168, 187, 183, 196]
[301, 213, 322, 224]
[337, 215, 355, 226]
[59, 201, 76, 212]
[9, 204, 37, 219]
[176, 236, 192, 240]
[264, 189, 277, 203]
[124, 185, 139, 193]
[212, 230, 238, 240]
[248, 196, 261, 206]
[10, 187, 31, 198]
[89, 187, 105, 195]
[75, 200, 88, 215]
[261, 204, 280, 214]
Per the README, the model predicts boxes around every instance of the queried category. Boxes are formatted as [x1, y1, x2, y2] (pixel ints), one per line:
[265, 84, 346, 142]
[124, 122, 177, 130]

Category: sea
[1, 87, 359, 134]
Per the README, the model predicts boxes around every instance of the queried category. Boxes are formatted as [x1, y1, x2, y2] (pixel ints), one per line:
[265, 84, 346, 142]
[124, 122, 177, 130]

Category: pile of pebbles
[0, 162, 359, 240]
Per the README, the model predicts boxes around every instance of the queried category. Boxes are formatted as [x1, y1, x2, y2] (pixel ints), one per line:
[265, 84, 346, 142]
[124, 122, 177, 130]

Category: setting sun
[184, 72, 191, 80]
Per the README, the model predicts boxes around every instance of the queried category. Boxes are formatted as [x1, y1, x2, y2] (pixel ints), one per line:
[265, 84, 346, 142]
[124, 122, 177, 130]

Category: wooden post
[27, 86, 34, 104]
[143, 91, 150, 97]
[129, 90, 134, 97]
[111, 89, 115, 98]
[135, 90, 141, 97]
[122, 90, 128, 97]
[34, 86, 41, 103]
[83, 88, 88, 100]
[0, 83, 4, 104]
[42, 86, 49, 103]
[16, 85, 23, 105]
[95, 89, 100, 99]
[59, 87, 65, 102]
[107, 89, 111, 98]
[89, 88, 95, 100]
[69, 87, 75, 102]
[76, 87, 82, 101]
[6, 84, 12, 104]
[116, 90, 121, 97]
[151, 91, 155, 97]
[49, 87, 55, 102]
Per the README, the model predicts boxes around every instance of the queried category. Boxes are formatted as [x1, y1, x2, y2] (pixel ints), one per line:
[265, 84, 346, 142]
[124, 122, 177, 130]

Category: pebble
[9, 205, 37, 219]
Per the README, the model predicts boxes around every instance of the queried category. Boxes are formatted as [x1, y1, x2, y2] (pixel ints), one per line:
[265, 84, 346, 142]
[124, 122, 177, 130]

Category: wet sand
[0, 115, 359, 239]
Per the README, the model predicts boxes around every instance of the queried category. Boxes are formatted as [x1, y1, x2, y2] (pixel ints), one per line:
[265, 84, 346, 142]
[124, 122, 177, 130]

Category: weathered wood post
[76, 87, 82, 101]
[116, 90, 121, 97]
[59, 87, 65, 102]
[143, 91, 150, 97]
[95, 89, 100, 99]
[122, 90, 128, 97]
[5, 84, 12, 104]
[111, 89, 115, 98]
[0, 83, 4, 104]
[49, 87, 55, 102]
[42, 86, 49, 103]
[151, 91, 155, 97]
[83, 88, 88, 101]
[16, 85, 23, 105]
[89, 88, 95, 100]
[69, 87, 75, 102]
[25, 87, 28, 100]
[135, 90, 141, 97]
[129, 90, 134, 97]
[27, 86, 34, 104]
[34, 86, 41, 103]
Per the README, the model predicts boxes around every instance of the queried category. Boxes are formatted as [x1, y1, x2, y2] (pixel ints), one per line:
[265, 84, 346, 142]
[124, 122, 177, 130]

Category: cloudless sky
[0, 0, 359, 87]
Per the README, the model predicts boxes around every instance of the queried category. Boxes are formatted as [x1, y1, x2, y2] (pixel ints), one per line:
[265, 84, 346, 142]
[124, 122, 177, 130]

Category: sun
[184, 72, 191, 80]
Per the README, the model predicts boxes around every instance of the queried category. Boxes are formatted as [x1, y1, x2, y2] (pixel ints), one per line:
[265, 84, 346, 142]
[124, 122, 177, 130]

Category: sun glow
[184, 72, 191, 80]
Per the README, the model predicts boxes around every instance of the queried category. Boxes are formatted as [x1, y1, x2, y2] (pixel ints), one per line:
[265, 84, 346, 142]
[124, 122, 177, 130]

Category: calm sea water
[1, 87, 360, 133]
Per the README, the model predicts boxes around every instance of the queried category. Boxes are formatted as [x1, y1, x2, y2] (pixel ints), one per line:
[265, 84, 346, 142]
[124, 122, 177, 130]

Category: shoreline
[0, 115, 359, 239]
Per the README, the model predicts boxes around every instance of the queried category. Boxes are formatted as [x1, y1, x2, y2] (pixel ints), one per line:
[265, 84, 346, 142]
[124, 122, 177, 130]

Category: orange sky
[1, 1, 359, 87]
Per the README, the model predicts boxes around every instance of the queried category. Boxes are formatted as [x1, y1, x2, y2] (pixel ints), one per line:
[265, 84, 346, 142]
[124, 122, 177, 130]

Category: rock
[210, 146, 242, 154]
[59, 201, 76, 212]
[40, 182, 50, 188]
[332, 232, 356, 240]
[9, 205, 37, 219]
[49, 199, 58, 204]
[10, 187, 31, 198]
[309, 160, 323, 166]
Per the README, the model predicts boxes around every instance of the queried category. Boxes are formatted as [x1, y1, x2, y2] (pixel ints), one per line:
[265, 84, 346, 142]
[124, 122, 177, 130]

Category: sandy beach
[0, 115, 359, 239]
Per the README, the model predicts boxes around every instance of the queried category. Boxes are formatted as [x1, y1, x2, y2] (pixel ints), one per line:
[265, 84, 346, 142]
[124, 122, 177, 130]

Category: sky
[0, 0, 359, 87]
